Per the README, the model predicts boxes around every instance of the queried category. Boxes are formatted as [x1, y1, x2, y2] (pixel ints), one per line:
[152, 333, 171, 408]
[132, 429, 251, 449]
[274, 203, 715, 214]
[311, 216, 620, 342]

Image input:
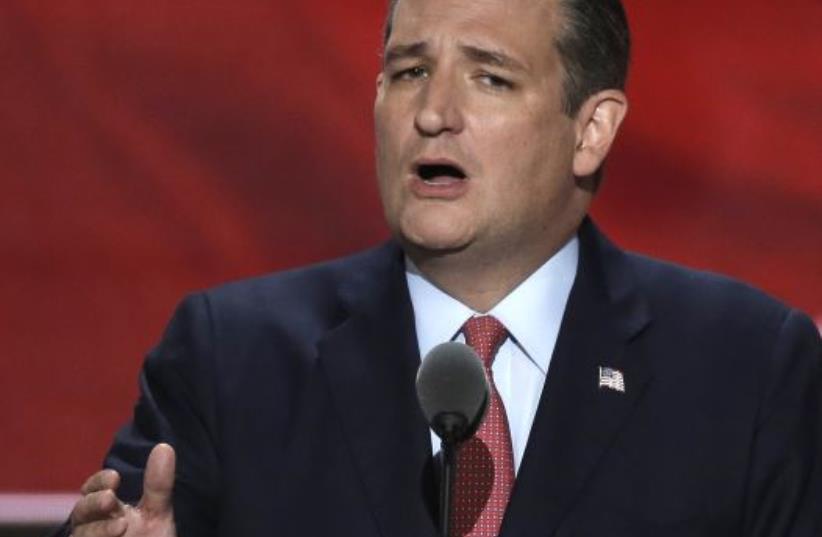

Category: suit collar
[501, 218, 654, 537]
[317, 242, 439, 537]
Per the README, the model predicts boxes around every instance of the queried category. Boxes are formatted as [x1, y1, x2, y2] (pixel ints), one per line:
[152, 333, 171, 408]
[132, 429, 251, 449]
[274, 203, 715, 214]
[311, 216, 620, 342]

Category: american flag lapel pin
[598, 366, 626, 393]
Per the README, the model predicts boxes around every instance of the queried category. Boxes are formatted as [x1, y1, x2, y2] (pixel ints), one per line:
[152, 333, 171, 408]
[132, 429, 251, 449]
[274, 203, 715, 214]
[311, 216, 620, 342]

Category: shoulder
[149, 241, 402, 384]
[582, 219, 807, 338]
[625, 251, 788, 322]
[183, 241, 401, 332]
[619, 250, 820, 364]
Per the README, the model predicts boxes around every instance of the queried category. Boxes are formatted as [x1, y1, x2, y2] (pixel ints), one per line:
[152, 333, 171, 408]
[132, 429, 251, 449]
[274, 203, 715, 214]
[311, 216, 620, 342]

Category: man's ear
[572, 90, 628, 178]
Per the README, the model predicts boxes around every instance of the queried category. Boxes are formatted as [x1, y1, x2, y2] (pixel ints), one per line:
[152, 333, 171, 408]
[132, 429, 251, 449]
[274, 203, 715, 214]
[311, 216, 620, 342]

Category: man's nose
[414, 72, 464, 136]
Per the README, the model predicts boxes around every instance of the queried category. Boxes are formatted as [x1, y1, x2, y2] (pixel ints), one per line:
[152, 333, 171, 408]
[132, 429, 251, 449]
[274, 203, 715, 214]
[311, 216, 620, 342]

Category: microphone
[416, 341, 490, 442]
[416, 342, 490, 537]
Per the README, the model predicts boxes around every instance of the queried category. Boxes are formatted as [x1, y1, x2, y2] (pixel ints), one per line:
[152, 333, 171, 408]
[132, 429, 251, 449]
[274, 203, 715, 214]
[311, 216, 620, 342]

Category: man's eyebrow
[383, 42, 429, 65]
[460, 44, 528, 72]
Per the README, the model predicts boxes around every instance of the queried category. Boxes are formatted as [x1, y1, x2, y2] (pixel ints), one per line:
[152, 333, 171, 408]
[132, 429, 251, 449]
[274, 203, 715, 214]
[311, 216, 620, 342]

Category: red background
[1, 1, 820, 492]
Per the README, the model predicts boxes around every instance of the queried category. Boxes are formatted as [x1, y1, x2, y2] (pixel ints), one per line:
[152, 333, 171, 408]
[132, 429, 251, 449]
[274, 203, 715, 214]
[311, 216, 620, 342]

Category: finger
[72, 516, 127, 537]
[138, 443, 176, 515]
[80, 469, 120, 495]
[70, 490, 124, 526]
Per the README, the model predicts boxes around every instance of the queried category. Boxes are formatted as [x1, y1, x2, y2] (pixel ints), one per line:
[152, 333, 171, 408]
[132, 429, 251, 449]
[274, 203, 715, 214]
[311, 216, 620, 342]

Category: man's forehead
[387, 0, 561, 63]
[388, 0, 560, 38]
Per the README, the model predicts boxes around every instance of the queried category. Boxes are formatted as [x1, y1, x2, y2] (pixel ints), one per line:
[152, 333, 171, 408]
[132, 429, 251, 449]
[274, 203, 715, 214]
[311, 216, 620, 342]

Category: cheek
[375, 104, 411, 168]
[481, 127, 557, 189]
[477, 111, 562, 160]
[374, 116, 400, 221]
[374, 112, 400, 182]
[374, 111, 391, 162]
[490, 126, 578, 213]
[515, 119, 577, 181]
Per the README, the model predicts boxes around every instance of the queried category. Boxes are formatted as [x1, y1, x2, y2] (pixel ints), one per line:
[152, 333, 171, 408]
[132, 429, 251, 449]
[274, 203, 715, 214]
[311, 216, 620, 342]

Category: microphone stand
[435, 413, 466, 537]
[439, 439, 456, 537]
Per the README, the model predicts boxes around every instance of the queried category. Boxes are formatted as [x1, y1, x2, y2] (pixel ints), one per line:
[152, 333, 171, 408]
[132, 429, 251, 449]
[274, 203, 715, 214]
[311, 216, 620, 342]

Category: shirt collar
[405, 237, 579, 373]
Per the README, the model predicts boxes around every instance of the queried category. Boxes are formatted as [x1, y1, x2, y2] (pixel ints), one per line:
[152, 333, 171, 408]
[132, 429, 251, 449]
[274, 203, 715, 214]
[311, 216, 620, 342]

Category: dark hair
[383, 0, 631, 116]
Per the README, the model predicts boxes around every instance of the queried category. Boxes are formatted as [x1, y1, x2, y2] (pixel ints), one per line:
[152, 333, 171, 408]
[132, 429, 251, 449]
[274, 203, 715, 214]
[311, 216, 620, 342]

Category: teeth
[417, 164, 466, 181]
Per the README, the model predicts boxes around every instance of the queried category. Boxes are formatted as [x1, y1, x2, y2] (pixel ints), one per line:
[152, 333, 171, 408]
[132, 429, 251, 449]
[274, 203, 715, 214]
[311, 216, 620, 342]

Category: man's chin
[397, 231, 472, 260]
[395, 209, 476, 246]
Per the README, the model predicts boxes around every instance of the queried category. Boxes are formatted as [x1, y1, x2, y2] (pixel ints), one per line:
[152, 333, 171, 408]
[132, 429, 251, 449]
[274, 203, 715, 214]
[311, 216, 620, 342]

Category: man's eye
[392, 66, 428, 81]
[478, 73, 513, 90]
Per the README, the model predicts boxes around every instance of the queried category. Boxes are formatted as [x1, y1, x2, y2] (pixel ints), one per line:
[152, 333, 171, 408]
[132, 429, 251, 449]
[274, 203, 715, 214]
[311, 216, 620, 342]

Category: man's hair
[383, 0, 631, 116]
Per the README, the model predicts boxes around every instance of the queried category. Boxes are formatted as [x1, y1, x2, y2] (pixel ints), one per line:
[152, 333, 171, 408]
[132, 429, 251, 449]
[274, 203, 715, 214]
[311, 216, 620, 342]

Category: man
[64, 0, 822, 536]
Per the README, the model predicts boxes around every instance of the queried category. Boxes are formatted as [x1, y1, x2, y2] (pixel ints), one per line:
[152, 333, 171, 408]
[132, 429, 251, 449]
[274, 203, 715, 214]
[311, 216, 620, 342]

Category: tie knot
[462, 315, 508, 368]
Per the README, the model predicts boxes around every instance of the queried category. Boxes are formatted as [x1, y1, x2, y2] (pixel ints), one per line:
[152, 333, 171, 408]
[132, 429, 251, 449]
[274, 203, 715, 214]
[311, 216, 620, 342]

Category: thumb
[139, 443, 176, 515]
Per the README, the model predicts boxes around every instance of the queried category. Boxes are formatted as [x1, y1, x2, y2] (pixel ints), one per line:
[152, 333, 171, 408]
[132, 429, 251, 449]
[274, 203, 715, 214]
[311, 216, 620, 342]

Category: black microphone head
[416, 341, 490, 444]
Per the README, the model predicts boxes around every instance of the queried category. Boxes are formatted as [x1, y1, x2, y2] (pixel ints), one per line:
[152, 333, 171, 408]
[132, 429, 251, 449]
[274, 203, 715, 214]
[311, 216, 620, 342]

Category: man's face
[375, 0, 591, 264]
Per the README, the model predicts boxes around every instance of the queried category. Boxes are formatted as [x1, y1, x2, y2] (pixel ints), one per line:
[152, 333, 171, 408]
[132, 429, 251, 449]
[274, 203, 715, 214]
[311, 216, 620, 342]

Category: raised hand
[69, 443, 176, 537]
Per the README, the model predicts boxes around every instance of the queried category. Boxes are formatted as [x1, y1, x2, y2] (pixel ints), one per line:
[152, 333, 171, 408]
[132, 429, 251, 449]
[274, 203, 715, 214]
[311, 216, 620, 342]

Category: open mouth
[416, 163, 467, 183]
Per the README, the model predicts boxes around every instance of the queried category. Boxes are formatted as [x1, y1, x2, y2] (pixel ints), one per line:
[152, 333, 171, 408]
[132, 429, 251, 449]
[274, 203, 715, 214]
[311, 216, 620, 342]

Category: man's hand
[69, 443, 176, 537]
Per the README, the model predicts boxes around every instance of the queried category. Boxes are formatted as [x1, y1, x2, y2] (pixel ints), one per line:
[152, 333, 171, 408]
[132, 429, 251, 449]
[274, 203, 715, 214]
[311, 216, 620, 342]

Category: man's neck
[405, 229, 578, 313]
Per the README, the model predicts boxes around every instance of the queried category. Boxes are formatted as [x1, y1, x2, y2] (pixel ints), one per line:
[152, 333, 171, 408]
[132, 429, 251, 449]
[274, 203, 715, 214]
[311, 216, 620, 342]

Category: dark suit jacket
[59, 219, 822, 537]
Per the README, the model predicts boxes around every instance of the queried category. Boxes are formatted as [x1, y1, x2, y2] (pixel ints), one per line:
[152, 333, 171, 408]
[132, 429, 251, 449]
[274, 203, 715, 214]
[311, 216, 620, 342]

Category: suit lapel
[317, 243, 439, 537]
[501, 220, 654, 537]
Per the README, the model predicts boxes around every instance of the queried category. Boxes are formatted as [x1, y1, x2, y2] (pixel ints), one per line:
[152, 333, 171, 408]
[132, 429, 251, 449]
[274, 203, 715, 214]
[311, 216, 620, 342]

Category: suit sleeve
[744, 309, 822, 537]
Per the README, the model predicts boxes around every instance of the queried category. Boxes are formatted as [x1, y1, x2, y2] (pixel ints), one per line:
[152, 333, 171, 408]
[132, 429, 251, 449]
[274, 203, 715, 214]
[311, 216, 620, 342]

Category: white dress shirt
[405, 237, 579, 474]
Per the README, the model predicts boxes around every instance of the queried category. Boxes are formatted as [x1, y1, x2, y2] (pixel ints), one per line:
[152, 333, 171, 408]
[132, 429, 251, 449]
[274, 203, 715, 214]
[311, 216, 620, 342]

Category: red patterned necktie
[450, 315, 515, 537]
